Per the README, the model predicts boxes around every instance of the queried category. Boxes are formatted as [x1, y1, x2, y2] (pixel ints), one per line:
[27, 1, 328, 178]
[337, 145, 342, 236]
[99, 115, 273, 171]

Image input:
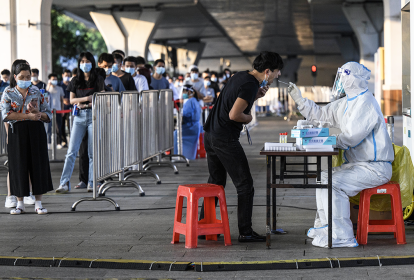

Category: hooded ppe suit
[174, 97, 201, 160]
[289, 62, 394, 247]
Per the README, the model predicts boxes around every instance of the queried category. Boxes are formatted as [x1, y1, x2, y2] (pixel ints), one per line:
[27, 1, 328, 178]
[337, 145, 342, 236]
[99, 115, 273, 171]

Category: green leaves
[51, 8, 107, 77]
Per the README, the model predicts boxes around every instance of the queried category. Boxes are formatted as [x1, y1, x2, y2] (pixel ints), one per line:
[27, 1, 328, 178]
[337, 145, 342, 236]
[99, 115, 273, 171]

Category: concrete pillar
[113, 10, 162, 59]
[383, 0, 403, 115]
[90, 11, 125, 53]
[342, 2, 383, 93]
[15, 0, 53, 81]
[0, 0, 15, 72]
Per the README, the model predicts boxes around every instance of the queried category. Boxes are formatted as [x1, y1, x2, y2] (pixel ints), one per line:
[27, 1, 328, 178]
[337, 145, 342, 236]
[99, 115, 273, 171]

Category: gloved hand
[288, 82, 305, 106]
[331, 134, 339, 149]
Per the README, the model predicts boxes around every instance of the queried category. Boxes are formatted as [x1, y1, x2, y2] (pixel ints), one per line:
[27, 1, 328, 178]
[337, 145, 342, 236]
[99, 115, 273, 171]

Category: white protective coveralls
[289, 62, 394, 247]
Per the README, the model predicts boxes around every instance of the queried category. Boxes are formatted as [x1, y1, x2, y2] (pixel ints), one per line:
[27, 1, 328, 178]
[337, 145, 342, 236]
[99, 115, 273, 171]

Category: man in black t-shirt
[203, 51, 283, 242]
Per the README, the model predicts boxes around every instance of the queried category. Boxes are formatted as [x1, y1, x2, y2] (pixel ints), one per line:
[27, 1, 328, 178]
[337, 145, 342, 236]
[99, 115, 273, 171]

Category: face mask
[260, 72, 268, 88]
[182, 93, 189, 99]
[63, 77, 70, 82]
[125, 67, 136, 75]
[105, 68, 112, 76]
[191, 73, 198, 80]
[222, 75, 226, 81]
[226, 73, 230, 78]
[211, 77, 217, 82]
[111, 64, 119, 73]
[17, 80, 32, 89]
[50, 80, 58, 86]
[204, 81, 211, 87]
[31, 77, 38, 82]
[80, 63, 92, 73]
[156, 67, 165, 75]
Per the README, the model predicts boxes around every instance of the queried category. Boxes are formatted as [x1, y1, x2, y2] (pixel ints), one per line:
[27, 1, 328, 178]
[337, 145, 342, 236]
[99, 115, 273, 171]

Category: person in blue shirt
[174, 85, 201, 160]
[1, 69, 10, 93]
[150, 59, 170, 90]
[58, 69, 72, 148]
[97, 53, 126, 92]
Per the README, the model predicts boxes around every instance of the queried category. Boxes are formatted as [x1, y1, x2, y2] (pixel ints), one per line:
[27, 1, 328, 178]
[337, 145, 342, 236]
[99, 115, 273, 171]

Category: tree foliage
[51, 8, 107, 77]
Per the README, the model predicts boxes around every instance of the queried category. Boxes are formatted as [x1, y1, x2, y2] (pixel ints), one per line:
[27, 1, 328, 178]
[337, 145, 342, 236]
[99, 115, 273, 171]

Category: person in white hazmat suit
[287, 61, 394, 248]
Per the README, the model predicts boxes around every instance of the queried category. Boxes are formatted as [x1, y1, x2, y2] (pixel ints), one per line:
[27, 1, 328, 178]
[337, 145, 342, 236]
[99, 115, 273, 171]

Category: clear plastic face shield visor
[331, 67, 350, 100]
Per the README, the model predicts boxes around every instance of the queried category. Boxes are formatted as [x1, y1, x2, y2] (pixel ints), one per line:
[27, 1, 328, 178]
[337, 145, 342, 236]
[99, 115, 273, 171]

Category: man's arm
[229, 98, 252, 124]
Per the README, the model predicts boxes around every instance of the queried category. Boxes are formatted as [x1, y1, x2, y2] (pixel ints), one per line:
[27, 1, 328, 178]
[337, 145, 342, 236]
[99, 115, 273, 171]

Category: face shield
[331, 67, 351, 101]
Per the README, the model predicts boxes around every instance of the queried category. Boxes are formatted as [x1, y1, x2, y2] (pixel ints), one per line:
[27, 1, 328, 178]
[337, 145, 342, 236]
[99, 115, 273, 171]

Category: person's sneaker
[5, 196, 17, 208]
[56, 183, 69, 193]
[23, 192, 36, 205]
[74, 181, 87, 189]
[57, 144, 62, 149]
[238, 231, 266, 242]
[87, 184, 94, 192]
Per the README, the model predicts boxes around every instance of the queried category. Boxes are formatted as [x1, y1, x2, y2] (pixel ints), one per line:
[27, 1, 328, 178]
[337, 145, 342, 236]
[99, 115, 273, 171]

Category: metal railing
[143, 89, 179, 173]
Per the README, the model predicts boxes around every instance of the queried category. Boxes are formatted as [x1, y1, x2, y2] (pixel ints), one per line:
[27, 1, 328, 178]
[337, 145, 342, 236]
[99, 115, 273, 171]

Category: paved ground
[0, 115, 411, 279]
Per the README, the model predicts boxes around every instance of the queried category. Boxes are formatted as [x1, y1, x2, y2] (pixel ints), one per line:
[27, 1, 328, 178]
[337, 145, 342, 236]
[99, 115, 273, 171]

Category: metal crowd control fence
[143, 89, 179, 174]
[0, 116, 8, 171]
[124, 90, 162, 183]
[72, 92, 142, 211]
[161, 98, 190, 166]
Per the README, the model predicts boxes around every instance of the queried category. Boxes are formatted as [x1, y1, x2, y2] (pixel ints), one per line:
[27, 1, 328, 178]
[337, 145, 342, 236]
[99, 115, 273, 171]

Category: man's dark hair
[112, 50, 125, 58]
[98, 53, 114, 64]
[32, 68, 39, 75]
[63, 69, 71, 75]
[113, 53, 123, 64]
[223, 68, 231, 73]
[144, 64, 153, 70]
[153, 59, 165, 67]
[124, 56, 137, 65]
[1, 69, 10, 76]
[72, 68, 78, 76]
[190, 67, 199, 73]
[210, 71, 218, 77]
[48, 73, 58, 79]
[136, 56, 146, 65]
[252, 51, 284, 72]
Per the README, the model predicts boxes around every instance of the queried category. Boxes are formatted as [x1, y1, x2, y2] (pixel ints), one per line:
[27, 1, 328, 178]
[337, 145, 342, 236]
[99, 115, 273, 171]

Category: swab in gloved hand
[287, 82, 305, 106]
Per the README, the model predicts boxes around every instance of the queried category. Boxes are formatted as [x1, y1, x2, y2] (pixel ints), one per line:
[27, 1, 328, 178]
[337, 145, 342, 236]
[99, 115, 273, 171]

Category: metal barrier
[124, 90, 162, 183]
[71, 92, 125, 211]
[98, 91, 145, 196]
[0, 116, 8, 171]
[143, 89, 179, 174]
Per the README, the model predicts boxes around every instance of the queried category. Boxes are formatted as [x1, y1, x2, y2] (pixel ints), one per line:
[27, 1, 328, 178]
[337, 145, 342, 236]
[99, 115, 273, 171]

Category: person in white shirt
[46, 73, 64, 149]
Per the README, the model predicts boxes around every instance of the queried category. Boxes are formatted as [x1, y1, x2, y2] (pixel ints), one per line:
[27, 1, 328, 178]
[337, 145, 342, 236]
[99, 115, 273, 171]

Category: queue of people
[0, 53, 233, 216]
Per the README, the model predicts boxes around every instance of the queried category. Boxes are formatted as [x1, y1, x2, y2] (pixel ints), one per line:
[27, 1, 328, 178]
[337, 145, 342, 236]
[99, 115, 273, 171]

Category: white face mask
[50, 80, 58, 86]
[31, 76, 38, 82]
[191, 73, 198, 80]
[63, 77, 71, 82]
[211, 77, 217, 82]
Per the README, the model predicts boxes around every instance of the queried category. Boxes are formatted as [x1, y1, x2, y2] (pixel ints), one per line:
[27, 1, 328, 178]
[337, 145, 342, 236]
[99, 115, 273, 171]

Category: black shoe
[238, 231, 266, 242]
[198, 234, 221, 240]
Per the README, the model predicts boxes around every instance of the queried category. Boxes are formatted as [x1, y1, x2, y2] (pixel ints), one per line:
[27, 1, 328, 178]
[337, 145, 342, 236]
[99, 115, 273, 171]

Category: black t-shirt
[67, 75, 105, 104]
[119, 72, 137, 91]
[204, 71, 259, 140]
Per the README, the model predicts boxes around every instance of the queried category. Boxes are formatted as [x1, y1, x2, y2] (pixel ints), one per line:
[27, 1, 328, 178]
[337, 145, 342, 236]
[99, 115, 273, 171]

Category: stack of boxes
[291, 127, 336, 151]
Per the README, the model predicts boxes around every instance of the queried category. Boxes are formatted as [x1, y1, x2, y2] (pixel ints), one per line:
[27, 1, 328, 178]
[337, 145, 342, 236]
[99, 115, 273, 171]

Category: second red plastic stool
[357, 182, 406, 245]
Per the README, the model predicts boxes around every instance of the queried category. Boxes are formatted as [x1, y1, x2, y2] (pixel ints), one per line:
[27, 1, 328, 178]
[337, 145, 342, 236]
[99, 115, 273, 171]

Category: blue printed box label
[291, 128, 329, 138]
[302, 136, 336, 145]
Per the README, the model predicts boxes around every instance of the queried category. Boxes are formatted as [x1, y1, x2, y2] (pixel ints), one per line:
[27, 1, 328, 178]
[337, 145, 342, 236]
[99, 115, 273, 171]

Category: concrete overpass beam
[113, 10, 162, 59]
[90, 11, 125, 54]
[342, 2, 383, 93]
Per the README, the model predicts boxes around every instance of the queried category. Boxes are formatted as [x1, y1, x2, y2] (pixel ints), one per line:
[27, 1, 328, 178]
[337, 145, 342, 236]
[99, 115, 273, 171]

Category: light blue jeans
[59, 109, 93, 189]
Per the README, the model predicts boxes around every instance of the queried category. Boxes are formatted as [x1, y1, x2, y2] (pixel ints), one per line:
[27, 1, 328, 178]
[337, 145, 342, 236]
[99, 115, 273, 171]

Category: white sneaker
[35, 207, 48, 215]
[23, 192, 36, 205]
[56, 184, 69, 193]
[87, 184, 94, 192]
[312, 235, 359, 248]
[307, 225, 328, 239]
[5, 196, 17, 208]
[57, 144, 62, 149]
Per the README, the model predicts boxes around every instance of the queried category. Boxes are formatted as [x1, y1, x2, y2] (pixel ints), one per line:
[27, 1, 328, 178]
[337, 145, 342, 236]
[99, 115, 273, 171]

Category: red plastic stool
[357, 182, 406, 245]
[171, 184, 232, 248]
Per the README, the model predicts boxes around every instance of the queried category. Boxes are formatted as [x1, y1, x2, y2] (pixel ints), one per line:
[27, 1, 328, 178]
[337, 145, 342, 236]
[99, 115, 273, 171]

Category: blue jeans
[59, 109, 93, 189]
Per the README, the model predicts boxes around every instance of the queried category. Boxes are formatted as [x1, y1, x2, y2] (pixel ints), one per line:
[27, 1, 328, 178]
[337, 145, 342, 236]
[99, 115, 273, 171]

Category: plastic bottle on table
[279, 133, 282, 143]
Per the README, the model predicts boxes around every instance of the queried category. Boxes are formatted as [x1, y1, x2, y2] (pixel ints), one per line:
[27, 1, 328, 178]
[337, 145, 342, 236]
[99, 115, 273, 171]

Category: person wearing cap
[173, 84, 201, 160]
